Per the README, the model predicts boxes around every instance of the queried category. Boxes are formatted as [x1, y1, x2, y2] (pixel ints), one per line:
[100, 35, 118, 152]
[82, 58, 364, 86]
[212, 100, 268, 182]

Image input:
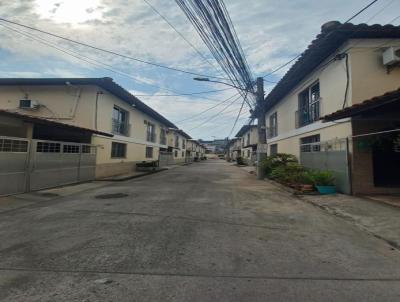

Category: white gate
[0, 137, 97, 196]
[0, 136, 30, 195]
[300, 139, 351, 194]
[159, 151, 173, 167]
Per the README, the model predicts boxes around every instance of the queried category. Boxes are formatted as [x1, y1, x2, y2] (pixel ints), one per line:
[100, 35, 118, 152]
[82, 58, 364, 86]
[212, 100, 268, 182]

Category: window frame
[145, 121, 156, 143]
[269, 112, 278, 138]
[300, 134, 321, 153]
[159, 128, 167, 145]
[145, 146, 153, 158]
[298, 81, 320, 127]
[111, 142, 127, 158]
[270, 144, 278, 155]
[112, 106, 129, 136]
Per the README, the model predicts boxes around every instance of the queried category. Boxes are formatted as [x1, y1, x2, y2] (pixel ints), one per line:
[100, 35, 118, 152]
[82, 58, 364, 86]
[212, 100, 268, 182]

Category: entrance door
[373, 134, 400, 187]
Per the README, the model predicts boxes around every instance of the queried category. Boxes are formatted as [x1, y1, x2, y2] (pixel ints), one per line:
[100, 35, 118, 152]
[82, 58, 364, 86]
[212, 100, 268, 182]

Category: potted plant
[310, 170, 336, 194]
[293, 170, 315, 193]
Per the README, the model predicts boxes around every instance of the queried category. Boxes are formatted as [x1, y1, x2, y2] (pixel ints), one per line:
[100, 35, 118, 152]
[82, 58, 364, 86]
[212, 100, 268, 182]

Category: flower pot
[316, 185, 336, 195]
[300, 184, 314, 193]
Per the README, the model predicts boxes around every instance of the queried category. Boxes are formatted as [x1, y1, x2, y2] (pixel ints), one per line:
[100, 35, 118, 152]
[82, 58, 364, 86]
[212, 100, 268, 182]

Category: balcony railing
[112, 119, 130, 136]
[160, 136, 167, 145]
[146, 132, 156, 143]
[295, 100, 320, 128]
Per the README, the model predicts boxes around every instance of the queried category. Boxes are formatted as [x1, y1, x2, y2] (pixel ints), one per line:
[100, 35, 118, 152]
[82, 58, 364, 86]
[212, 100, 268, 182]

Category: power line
[175, 92, 240, 123]
[345, 0, 380, 23]
[0, 17, 230, 81]
[261, 0, 381, 81]
[175, 0, 257, 108]
[180, 104, 249, 125]
[262, 54, 301, 79]
[134, 87, 234, 96]
[142, 0, 222, 76]
[228, 93, 248, 137]
[187, 94, 242, 131]
[0, 23, 236, 103]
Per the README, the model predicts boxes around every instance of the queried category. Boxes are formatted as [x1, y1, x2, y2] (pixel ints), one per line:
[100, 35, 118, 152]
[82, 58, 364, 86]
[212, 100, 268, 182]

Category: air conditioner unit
[383, 47, 400, 66]
[19, 99, 39, 110]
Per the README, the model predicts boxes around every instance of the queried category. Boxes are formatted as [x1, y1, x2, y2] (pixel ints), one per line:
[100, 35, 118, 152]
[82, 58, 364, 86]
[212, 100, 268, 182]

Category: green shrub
[261, 153, 298, 176]
[309, 170, 335, 186]
[269, 162, 305, 184]
[292, 170, 314, 185]
[236, 156, 245, 165]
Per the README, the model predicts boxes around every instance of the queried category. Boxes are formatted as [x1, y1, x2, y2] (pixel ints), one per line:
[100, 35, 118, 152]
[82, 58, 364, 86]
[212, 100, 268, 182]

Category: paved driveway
[0, 160, 400, 301]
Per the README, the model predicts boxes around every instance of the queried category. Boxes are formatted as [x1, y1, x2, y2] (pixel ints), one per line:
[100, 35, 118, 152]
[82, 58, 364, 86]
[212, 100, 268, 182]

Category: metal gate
[0, 136, 30, 195]
[0, 136, 96, 196]
[300, 138, 351, 194]
[159, 151, 173, 167]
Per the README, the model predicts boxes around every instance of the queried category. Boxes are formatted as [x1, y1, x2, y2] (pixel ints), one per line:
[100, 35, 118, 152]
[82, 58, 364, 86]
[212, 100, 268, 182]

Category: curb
[97, 168, 168, 182]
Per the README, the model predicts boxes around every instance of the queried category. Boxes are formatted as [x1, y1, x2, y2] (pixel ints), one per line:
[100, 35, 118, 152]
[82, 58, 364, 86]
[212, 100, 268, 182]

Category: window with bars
[298, 82, 320, 127]
[145, 146, 153, 158]
[160, 128, 167, 145]
[63, 144, 80, 153]
[81, 145, 94, 154]
[0, 139, 28, 152]
[300, 134, 321, 152]
[112, 106, 129, 136]
[111, 142, 127, 158]
[146, 122, 156, 142]
[36, 142, 61, 153]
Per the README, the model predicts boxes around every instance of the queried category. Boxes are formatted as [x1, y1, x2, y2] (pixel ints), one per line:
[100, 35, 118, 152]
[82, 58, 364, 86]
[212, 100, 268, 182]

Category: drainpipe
[95, 91, 103, 130]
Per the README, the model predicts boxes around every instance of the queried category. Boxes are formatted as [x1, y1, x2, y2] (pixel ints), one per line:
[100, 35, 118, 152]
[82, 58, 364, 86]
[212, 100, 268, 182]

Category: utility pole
[256, 77, 266, 180]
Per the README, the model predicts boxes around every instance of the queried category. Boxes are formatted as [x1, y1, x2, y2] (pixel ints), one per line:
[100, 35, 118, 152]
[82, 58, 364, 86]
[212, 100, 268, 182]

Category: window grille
[0, 138, 28, 152]
[36, 142, 61, 153]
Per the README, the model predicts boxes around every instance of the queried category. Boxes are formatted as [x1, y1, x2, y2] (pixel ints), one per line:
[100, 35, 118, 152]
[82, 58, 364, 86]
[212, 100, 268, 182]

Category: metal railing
[112, 118, 130, 136]
[146, 131, 156, 143]
[295, 100, 320, 128]
[160, 135, 167, 145]
[300, 138, 348, 153]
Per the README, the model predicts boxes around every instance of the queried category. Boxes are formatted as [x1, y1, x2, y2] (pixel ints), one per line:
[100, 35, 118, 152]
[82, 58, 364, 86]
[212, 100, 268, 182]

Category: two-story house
[0, 77, 184, 178]
[235, 124, 258, 165]
[263, 21, 400, 194]
[166, 128, 191, 164]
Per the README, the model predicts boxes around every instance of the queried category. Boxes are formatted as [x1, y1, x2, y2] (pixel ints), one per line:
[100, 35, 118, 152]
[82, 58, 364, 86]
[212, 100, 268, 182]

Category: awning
[321, 89, 400, 122]
[0, 109, 113, 137]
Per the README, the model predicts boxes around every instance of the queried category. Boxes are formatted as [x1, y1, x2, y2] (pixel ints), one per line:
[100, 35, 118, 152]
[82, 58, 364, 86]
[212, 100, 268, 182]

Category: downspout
[94, 91, 103, 130]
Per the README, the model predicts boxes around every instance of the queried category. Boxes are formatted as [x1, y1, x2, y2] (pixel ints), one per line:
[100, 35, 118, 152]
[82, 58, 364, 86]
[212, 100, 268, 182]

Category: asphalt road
[1, 160, 400, 301]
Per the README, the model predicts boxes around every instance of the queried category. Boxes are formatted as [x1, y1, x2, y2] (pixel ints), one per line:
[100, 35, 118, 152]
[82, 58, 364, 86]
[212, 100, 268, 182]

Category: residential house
[0, 109, 112, 195]
[226, 137, 242, 161]
[262, 21, 400, 194]
[199, 138, 228, 154]
[0, 77, 186, 179]
[322, 89, 400, 194]
[166, 128, 191, 164]
[235, 125, 258, 165]
[186, 139, 203, 161]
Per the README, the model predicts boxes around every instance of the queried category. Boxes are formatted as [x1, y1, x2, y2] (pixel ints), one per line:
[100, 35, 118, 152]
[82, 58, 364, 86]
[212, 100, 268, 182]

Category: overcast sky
[0, 0, 399, 140]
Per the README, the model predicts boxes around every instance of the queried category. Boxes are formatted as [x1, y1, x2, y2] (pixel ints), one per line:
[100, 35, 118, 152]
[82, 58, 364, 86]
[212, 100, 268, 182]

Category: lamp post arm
[193, 77, 255, 94]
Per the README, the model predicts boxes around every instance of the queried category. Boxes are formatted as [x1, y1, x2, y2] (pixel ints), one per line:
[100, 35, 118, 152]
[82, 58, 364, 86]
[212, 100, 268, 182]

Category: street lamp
[193, 76, 267, 180]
